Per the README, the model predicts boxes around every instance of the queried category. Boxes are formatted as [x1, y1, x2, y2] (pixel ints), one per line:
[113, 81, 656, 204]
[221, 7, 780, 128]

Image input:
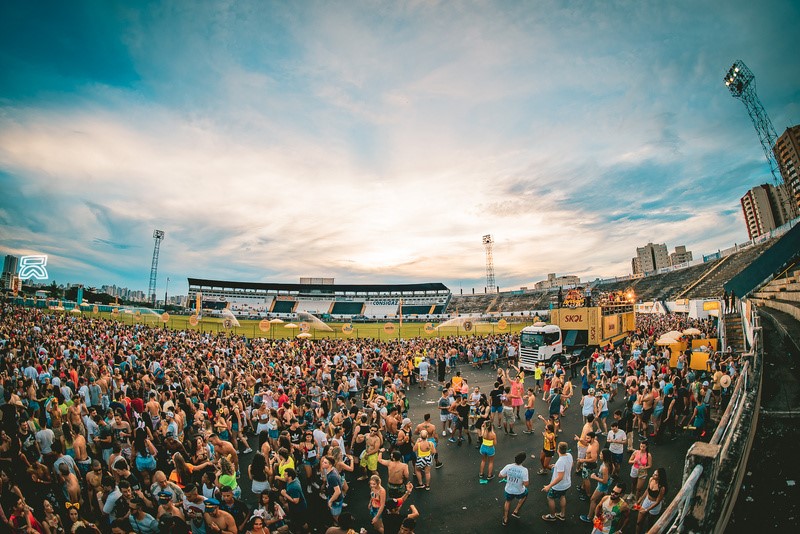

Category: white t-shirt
[500, 463, 529, 495]
[607, 429, 626, 454]
[550, 453, 574, 491]
[418, 360, 430, 376]
[582, 396, 595, 417]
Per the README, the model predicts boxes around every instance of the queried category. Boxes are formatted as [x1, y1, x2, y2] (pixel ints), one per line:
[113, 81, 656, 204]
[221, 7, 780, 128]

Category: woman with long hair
[217, 456, 241, 498]
[248, 452, 272, 496]
[478, 421, 496, 482]
[169, 451, 212, 489]
[636, 467, 668, 534]
[581, 448, 614, 524]
[132, 427, 157, 473]
[628, 442, 653, 500]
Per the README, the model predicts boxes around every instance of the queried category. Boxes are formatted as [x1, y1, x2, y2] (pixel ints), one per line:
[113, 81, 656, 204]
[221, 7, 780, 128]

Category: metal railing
[648, 464, 704, 534]
[648, 308, 762, 533]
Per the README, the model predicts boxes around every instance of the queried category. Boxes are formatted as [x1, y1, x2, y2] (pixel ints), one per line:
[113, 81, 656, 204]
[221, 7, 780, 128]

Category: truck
[519, 301, 635, 371]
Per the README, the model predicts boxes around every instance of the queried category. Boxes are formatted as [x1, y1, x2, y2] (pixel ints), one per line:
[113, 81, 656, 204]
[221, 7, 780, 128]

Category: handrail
[710, 361, 749, 445]
[647, 464, 704, 534]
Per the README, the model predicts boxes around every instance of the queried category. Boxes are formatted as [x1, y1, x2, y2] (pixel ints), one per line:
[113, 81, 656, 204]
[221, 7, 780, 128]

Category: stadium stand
[271, 300, 296, 314]
[448, 294, 496, 314]
[401, 305, 434, 315]
[751, 263, 800, 322]
[187, 278, 450, 319]
[294, 299, 334, 314]
[362, 301, 399, 318]
[684, 239, 777, 299]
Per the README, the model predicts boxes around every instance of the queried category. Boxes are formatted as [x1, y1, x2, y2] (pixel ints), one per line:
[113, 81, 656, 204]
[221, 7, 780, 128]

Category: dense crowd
[0, 304, 741, 534]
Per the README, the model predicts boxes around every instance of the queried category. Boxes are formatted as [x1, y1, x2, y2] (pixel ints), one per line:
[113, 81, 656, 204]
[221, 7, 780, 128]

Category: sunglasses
[610, 491, 622, 497]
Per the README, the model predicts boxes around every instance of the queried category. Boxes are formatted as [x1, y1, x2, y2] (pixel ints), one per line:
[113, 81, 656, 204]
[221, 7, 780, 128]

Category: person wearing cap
[157, 490, 185, 521]
[128, 496, 159, 534]
[203, 498, 237, 534]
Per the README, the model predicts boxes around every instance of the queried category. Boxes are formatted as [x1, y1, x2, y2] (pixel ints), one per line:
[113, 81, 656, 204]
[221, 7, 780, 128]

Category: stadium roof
[187, 278, 450, 294]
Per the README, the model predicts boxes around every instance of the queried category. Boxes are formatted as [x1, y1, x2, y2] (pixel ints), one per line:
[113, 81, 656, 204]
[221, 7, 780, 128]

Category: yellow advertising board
[703, 301, 720, 311]
[552, 308, 589, 329]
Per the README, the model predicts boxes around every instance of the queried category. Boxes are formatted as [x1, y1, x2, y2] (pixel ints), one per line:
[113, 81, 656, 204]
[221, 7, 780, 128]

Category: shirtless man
[359, 425, 383, 480]
[67, 396, 86, 436]
[378, 450, 410, 499]
[574, 414, 595, 474]
[72, 424, 91, 477]
[384, 409, 400, 451]
[146, 392, 161, 431]
[157, 491, 185, 520]
[58, 463, 82, 504]
[209, 434, 240, 472]
[561, 380, 574, 415]
[85, 460, 106, 514]
[523, 388, 537, 434]
[576, 432, 599, 499]
[204, 498, 238, 534]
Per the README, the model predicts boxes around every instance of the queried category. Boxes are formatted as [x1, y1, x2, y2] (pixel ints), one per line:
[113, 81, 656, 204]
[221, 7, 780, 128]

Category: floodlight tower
[148, 230, 165, 306]
[723, 61, 784, 186]
[482, 234, 496, 293]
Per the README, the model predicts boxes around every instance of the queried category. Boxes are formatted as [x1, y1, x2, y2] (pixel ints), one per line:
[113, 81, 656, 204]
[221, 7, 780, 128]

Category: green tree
[47, 281, 61, 299]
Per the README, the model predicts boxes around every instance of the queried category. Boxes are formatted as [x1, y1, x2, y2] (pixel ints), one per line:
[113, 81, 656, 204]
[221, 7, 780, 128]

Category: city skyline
[2, 1, 800, 296]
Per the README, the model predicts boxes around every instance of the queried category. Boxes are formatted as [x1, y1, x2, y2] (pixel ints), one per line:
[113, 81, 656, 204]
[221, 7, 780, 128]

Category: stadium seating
[362, 302, 399, 318]
[751, 263, 800, 322]
[685, 239, 776, 299]
[401, 305, 434, 315]
[331, 301, 365, 315]
[271, 300, 296, 314]
[294, 299, 334, 315]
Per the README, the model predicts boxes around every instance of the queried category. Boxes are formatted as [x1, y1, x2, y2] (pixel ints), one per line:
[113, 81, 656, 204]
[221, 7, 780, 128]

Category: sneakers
[442, 431, 447, 436]
[306, 486, 313, 494]
[509, 431, 517, 436]
[242, 447, 253, 454]
[435, 462, 443, 469]
[448, 437, 457, 443]
[487, 474, 495, 480]
[523, 430, 533, 434]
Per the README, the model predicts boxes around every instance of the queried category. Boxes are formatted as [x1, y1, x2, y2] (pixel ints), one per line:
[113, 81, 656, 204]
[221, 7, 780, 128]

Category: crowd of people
[0, 303, 742, 534]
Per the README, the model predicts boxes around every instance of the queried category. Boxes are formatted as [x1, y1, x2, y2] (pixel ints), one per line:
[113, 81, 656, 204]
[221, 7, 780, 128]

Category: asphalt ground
[234, 363, 696, 533]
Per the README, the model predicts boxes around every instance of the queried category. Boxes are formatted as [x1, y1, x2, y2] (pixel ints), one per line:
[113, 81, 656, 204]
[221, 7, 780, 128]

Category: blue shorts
[491, 406, 503, 413]
[524, 409, 535, 421]
[505, 489, 528, 501]
[547, 488, 567, 499]
[330, 501, 343, 517]
[480, 444, 495, 456]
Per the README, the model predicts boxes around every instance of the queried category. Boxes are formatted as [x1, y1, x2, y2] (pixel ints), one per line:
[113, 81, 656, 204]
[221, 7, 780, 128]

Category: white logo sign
[18, 255, 49, 280]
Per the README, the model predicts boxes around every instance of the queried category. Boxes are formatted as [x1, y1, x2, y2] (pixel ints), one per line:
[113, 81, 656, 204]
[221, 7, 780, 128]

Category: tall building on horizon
[632, 243, 670, 275]
[740, 183, 791, 240]
[1, 255, 19, 290]
[775, 125, 800, 217]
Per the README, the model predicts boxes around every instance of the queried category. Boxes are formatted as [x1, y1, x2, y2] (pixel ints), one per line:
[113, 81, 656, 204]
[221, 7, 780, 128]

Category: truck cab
[519, 323, 564, 371]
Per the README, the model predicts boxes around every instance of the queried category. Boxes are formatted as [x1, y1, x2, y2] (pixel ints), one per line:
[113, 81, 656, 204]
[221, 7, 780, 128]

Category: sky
[1, 0, 800, 297]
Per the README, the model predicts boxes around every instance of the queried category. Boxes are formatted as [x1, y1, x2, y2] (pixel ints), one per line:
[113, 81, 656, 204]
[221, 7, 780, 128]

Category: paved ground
[729, 309, 800, 532]
[236, 363, 696, 533]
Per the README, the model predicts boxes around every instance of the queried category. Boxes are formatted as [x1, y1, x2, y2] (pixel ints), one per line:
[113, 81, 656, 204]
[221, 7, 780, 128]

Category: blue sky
[1, 0, 799, 296]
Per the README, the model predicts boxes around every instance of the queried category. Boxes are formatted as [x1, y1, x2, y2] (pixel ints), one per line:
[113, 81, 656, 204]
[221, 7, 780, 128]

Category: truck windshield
[521, 332, 544, 348]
